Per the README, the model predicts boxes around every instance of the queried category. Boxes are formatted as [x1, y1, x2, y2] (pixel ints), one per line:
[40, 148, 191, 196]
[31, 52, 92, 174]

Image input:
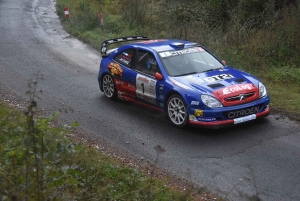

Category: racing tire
[167, 94, 188, 128]
[102, 74, 117, 99]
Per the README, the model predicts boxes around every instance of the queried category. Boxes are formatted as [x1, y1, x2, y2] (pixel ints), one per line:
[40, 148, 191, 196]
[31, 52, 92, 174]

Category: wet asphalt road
[1, 0, 300, 200]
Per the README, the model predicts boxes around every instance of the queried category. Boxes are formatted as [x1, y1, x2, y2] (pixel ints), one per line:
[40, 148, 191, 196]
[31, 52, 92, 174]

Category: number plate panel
[234, 114, 256, 124]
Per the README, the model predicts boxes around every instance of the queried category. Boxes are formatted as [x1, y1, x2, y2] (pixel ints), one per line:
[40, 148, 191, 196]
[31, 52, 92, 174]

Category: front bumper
[187, 96, 270, 128]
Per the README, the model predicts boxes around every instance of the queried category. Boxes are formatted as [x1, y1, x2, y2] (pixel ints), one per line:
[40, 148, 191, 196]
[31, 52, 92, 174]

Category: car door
[130, 49, 165, 108]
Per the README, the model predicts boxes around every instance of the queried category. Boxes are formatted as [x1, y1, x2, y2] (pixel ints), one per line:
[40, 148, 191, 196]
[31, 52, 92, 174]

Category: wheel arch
[164, 90, 189, 128]
[164, 90, 186, 113]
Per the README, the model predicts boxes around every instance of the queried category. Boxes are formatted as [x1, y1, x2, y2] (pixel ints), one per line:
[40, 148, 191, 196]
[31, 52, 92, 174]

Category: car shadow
[96, 94, 281, 166]
[97, 94, 272, 140]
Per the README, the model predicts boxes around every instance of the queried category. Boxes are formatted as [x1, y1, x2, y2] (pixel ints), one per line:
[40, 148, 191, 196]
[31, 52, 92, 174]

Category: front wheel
[102, 74, 117, 99]
[167, 95, 188, 128]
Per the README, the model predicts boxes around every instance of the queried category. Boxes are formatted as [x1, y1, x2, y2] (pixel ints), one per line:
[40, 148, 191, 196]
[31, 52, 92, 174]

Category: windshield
[159, 47, 224, 77]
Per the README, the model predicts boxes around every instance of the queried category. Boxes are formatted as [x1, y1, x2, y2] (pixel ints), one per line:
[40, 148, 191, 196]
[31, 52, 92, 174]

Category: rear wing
[100, 36, 150, 57]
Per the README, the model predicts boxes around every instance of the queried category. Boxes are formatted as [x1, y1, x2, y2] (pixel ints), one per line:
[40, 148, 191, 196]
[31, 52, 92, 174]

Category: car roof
[128, 39, 198, 53]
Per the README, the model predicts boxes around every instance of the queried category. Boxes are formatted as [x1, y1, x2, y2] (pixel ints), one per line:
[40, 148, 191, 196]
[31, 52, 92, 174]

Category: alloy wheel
[168, 95, 188, 127]
[102, 74, 116, 98]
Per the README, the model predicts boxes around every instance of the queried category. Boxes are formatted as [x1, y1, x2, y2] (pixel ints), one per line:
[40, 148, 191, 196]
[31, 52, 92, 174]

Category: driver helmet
[146, 55, 157, 69]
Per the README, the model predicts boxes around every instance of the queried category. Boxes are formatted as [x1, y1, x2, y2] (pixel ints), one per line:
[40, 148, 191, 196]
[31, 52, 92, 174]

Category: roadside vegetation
[56, 0, 300, 120]
[0, 74, 201, 200]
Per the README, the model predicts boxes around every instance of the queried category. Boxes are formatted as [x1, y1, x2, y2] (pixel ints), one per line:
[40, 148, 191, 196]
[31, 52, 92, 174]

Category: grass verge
[0, 100, 200, 200]
[0, 72, 204, 201]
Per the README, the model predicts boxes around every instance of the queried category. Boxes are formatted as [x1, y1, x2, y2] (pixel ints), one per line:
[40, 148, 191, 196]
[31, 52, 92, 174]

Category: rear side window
[114, 49, 134, 67]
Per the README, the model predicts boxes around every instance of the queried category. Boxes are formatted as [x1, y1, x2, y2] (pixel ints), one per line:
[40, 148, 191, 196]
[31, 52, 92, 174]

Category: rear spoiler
[100, 36, 150, 57]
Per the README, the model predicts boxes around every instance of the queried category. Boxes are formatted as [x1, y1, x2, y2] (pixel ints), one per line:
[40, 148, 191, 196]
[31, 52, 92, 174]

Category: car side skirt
[118, 95, 164, 112]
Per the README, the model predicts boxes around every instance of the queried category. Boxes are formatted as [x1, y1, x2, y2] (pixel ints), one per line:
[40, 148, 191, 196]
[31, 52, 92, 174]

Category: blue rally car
[98, 36, 270, 128]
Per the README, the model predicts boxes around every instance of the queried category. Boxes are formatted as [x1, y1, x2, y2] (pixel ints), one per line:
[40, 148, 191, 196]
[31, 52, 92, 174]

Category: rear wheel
[167, 95, 188, 128]
[102, 74, 117, 99]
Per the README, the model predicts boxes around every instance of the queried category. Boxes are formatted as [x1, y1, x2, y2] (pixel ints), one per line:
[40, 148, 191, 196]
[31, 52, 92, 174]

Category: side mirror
[222, 60, 227, 65]
[154, 72, 163, 80]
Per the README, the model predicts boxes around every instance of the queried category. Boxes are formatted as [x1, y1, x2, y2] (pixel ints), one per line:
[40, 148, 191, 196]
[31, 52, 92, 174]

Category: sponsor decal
[128, 83, 135, 89]
[122, 52, 131, 58]
[115, 81, 125, 85]
[222, 84, 254, 95]
[121, 54, 130, 59]
[226, 106, 260, 119]
[159, 48, 202, 58]
[159, 84, 164, 99]
[137, 76, 150, 83]
[118, 91, 127, 97]
[191, 101, 199, 105]
[120, 52, 131, 62]
[204, 74, 235, 83]
[119, 58, 129, 65]
[149, 80, 156, 84]
[194, 109, 203, 117]
[189, 114, 197, 121]
[189, 115, 196, 121]
[159, 91, 164, 98]
[108, 62, 123, 78]
[197, 117, 216, 122]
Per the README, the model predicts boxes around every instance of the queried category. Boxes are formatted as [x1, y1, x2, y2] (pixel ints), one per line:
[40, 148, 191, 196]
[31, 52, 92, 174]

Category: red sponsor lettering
[138, 76, 149, 83]
[212, 83, 259, 106]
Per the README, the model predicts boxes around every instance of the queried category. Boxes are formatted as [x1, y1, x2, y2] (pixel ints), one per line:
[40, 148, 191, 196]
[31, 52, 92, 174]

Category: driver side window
[134, 50, 159, 76]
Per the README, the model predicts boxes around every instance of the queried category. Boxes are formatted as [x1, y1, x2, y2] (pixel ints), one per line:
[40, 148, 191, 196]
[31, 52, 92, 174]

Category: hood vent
[207, 83, 224, 89]
[234, 78, 246, 83]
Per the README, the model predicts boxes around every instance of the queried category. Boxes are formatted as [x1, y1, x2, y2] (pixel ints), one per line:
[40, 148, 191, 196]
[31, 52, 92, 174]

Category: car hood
[171, 67, 260, 106]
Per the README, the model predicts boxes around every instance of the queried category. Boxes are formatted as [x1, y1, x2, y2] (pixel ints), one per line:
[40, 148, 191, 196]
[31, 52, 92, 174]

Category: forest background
[56, 0, 300, 119]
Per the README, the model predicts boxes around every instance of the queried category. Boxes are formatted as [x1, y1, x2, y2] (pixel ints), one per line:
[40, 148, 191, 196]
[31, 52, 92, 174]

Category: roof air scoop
[185, 43, 198, 48]
[169, 42, 185, 49]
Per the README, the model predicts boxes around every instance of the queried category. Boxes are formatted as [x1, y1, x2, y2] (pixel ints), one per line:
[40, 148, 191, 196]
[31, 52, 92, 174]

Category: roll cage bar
[100, 36, 150, 57]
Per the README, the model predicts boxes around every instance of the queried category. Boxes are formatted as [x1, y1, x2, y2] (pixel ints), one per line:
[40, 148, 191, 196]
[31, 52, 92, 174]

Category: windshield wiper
[201, 67, 223, 73]
[174, 72, 198, 77]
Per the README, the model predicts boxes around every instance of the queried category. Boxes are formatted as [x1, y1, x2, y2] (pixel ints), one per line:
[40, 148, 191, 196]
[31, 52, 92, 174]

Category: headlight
[258, 82, 267, 98]
[201, 94, 223, 108]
